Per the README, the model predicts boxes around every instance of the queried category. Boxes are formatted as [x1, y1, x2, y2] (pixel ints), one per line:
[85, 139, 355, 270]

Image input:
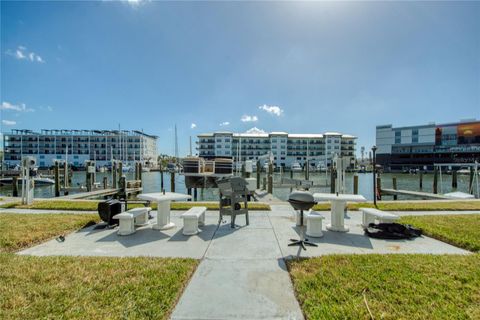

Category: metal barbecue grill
[287, 191, 318, 250]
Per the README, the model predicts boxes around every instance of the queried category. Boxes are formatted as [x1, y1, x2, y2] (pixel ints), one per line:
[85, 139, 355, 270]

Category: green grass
[0, 254, 198, 320]
[400, 214, 480, 252]
[0, 213, 198, 319]
[2, 200, 271, 211]
[288, 254, 480, 320]
[312, 200, 480, 212]
[0, 213, 100, 253]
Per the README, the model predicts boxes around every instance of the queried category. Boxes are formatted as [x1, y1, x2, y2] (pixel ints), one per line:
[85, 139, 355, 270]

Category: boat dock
[58, 187, 142, 200]
[380, 188, 450, 200]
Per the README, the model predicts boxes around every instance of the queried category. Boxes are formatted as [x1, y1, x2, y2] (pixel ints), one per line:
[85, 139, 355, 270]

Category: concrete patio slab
[269, 209, 470, 258]
[19, 212, 220, 259]
[170, 258, 304, 320]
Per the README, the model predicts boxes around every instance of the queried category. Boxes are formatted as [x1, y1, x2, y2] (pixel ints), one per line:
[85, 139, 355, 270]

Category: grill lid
[288, 190, 314, 203]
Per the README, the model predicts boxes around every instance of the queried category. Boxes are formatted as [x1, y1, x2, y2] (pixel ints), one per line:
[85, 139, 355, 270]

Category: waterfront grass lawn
[288, 254, 480, 320]
[400, 214, 480, 252]
[312, 200, 480, 212]
[2, 200, 271, 211]
[0, 213, 100, 253]
[0, 254, 197, 320]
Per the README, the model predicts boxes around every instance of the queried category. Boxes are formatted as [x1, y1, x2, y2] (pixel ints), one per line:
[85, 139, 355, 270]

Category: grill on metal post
[287, 191, 318, 250]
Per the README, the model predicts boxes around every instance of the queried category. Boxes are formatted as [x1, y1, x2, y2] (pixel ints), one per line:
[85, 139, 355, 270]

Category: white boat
[457, 168, 471, 175]
[0, 176, 55, 186]
[444, 191, 475, 199]
[291, 162, 302, 172]
[142, 167, 150, 172]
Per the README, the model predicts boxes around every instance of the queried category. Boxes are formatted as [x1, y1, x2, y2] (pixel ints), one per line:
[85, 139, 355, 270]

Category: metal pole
[372, 146, 377, 206]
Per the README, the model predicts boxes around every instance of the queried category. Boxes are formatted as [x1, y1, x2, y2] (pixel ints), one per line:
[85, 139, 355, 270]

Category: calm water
[0, 170, 476, 201]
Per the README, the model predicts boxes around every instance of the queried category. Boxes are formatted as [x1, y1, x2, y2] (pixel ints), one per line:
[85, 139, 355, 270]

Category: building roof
[288, 133, 324, 138]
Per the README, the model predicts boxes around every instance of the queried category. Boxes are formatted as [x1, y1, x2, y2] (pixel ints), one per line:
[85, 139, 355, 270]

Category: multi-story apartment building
[376, 119, 480, 171]
[197, 130, 356, 168]
[2, 129, 158, 168]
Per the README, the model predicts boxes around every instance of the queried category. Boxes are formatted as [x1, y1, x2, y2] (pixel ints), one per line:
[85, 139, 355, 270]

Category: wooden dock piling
[112, 162, 118, 189]
[267, 162, 273, 194]
[256, 161, 261, 189]
[433, 167, 438, 194]
[392, 177, 398, 200]
[54, 162, 60, 197]
[452, 170, 458, 189]
[419, 171, 423, 189]
[170, 171, 175, 192]
[103, 176, 108, 189]
[330, 169, 336, 193]
[305, 159, 309, 180]
[353, 175, 358, 195]
[469, 167, 474, 194]
[12, 176, 18, 197]
[187, 188, 192, 201]
[194, 188, 198, 201]
[376, 176, 382, 200]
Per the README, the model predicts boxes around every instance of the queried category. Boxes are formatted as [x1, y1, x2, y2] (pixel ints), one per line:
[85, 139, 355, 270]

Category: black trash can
[98, 199, 122, 225]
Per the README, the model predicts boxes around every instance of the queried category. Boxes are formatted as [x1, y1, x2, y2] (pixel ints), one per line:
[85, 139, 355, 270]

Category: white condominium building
[197, 130, 356, 169]
[2, 129, 158, 168]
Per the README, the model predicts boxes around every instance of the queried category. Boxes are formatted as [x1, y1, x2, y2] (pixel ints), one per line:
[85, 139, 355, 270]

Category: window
[217, 145, 222, 148]
[271, 139, 277, 143]
[216, 139, 222, 142]
[395, 137, 401, 144]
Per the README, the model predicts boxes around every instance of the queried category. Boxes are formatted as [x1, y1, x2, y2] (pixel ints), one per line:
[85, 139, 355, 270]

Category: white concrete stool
[128, 207, 151, 226]
[181, 206, 207, 236]
[113, 212, 137, 236]
[306, 211, 325, 238]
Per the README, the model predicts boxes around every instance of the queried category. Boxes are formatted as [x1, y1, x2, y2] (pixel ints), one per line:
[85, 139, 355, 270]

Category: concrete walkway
[170, 209, 304, 320]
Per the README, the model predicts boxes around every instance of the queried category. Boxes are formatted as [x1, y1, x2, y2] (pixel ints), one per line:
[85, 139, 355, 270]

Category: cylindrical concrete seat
[306, 211, 325, 238]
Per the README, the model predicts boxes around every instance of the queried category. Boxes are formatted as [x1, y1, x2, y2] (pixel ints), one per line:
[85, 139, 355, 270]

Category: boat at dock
[291, 162, 302, 172]
[0, 176, 55, 186]
[182, 157, 233, 188]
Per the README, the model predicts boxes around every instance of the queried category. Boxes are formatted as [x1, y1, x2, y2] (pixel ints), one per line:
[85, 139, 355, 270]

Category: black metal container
[97, 199, 122, 225]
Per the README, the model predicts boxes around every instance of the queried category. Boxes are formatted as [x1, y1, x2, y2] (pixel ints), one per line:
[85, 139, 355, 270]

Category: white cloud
[1, 101, 34, 112]
[2, 120, 16, 126]
[220, 121, 230, 126]
[241, 115, 258, 122]
[258, 104, 284, 117]
[245, 127, 266, 134]
[39, 105, 53, 112]
[6, 46, 45, 63]
[190, 123, 197, 129]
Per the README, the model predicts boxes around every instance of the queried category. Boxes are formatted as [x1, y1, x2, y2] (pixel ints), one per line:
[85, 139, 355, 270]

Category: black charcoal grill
[97, 199, 122, 225]
[287, 191, 318, 250]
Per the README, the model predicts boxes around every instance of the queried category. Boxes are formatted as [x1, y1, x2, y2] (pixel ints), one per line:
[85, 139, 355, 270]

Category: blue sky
[1, 1, 479, 156]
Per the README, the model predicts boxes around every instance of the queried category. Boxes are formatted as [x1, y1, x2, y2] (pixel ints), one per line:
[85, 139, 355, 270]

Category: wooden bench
[181, 207, 207, 235]
[360, 208, 399, 228]
[113, 207, 151, 236]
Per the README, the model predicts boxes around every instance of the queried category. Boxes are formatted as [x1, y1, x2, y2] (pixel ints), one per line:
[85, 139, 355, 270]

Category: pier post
[330, 169, 336, 193]
[305, 160, 310, 181]
[64, 161, 69, 189]
[170, 171, 175, 192]
[112, 162, 118, 189]
[353, 175, 358, 195]
[290, 169, 293, 193]
[160, 169, 164, 191]
[376, 176, 382, 200]
[118, 162, 123, 187]
[241, 163, 246, 178]
[469, 167, 474, 194]
[103, 176, 108, 189]
[452, 170, 458, 189]
[256, 161, 261, 189]
[267, 162, 273, 194]
[54, 162, 60, 197]
[433, 167, 438, 194]
[419, 171, 423, 189]
[138, 162, 142, 184]
[119, 176, 126, 200]
[12, 176, 18, 197]
[262, 177, 266, 191]
[187, 188, 192, 201]
[194, 188, 198, 201]
[86, 161, 92, 192]
[392, 177, 397, 200]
